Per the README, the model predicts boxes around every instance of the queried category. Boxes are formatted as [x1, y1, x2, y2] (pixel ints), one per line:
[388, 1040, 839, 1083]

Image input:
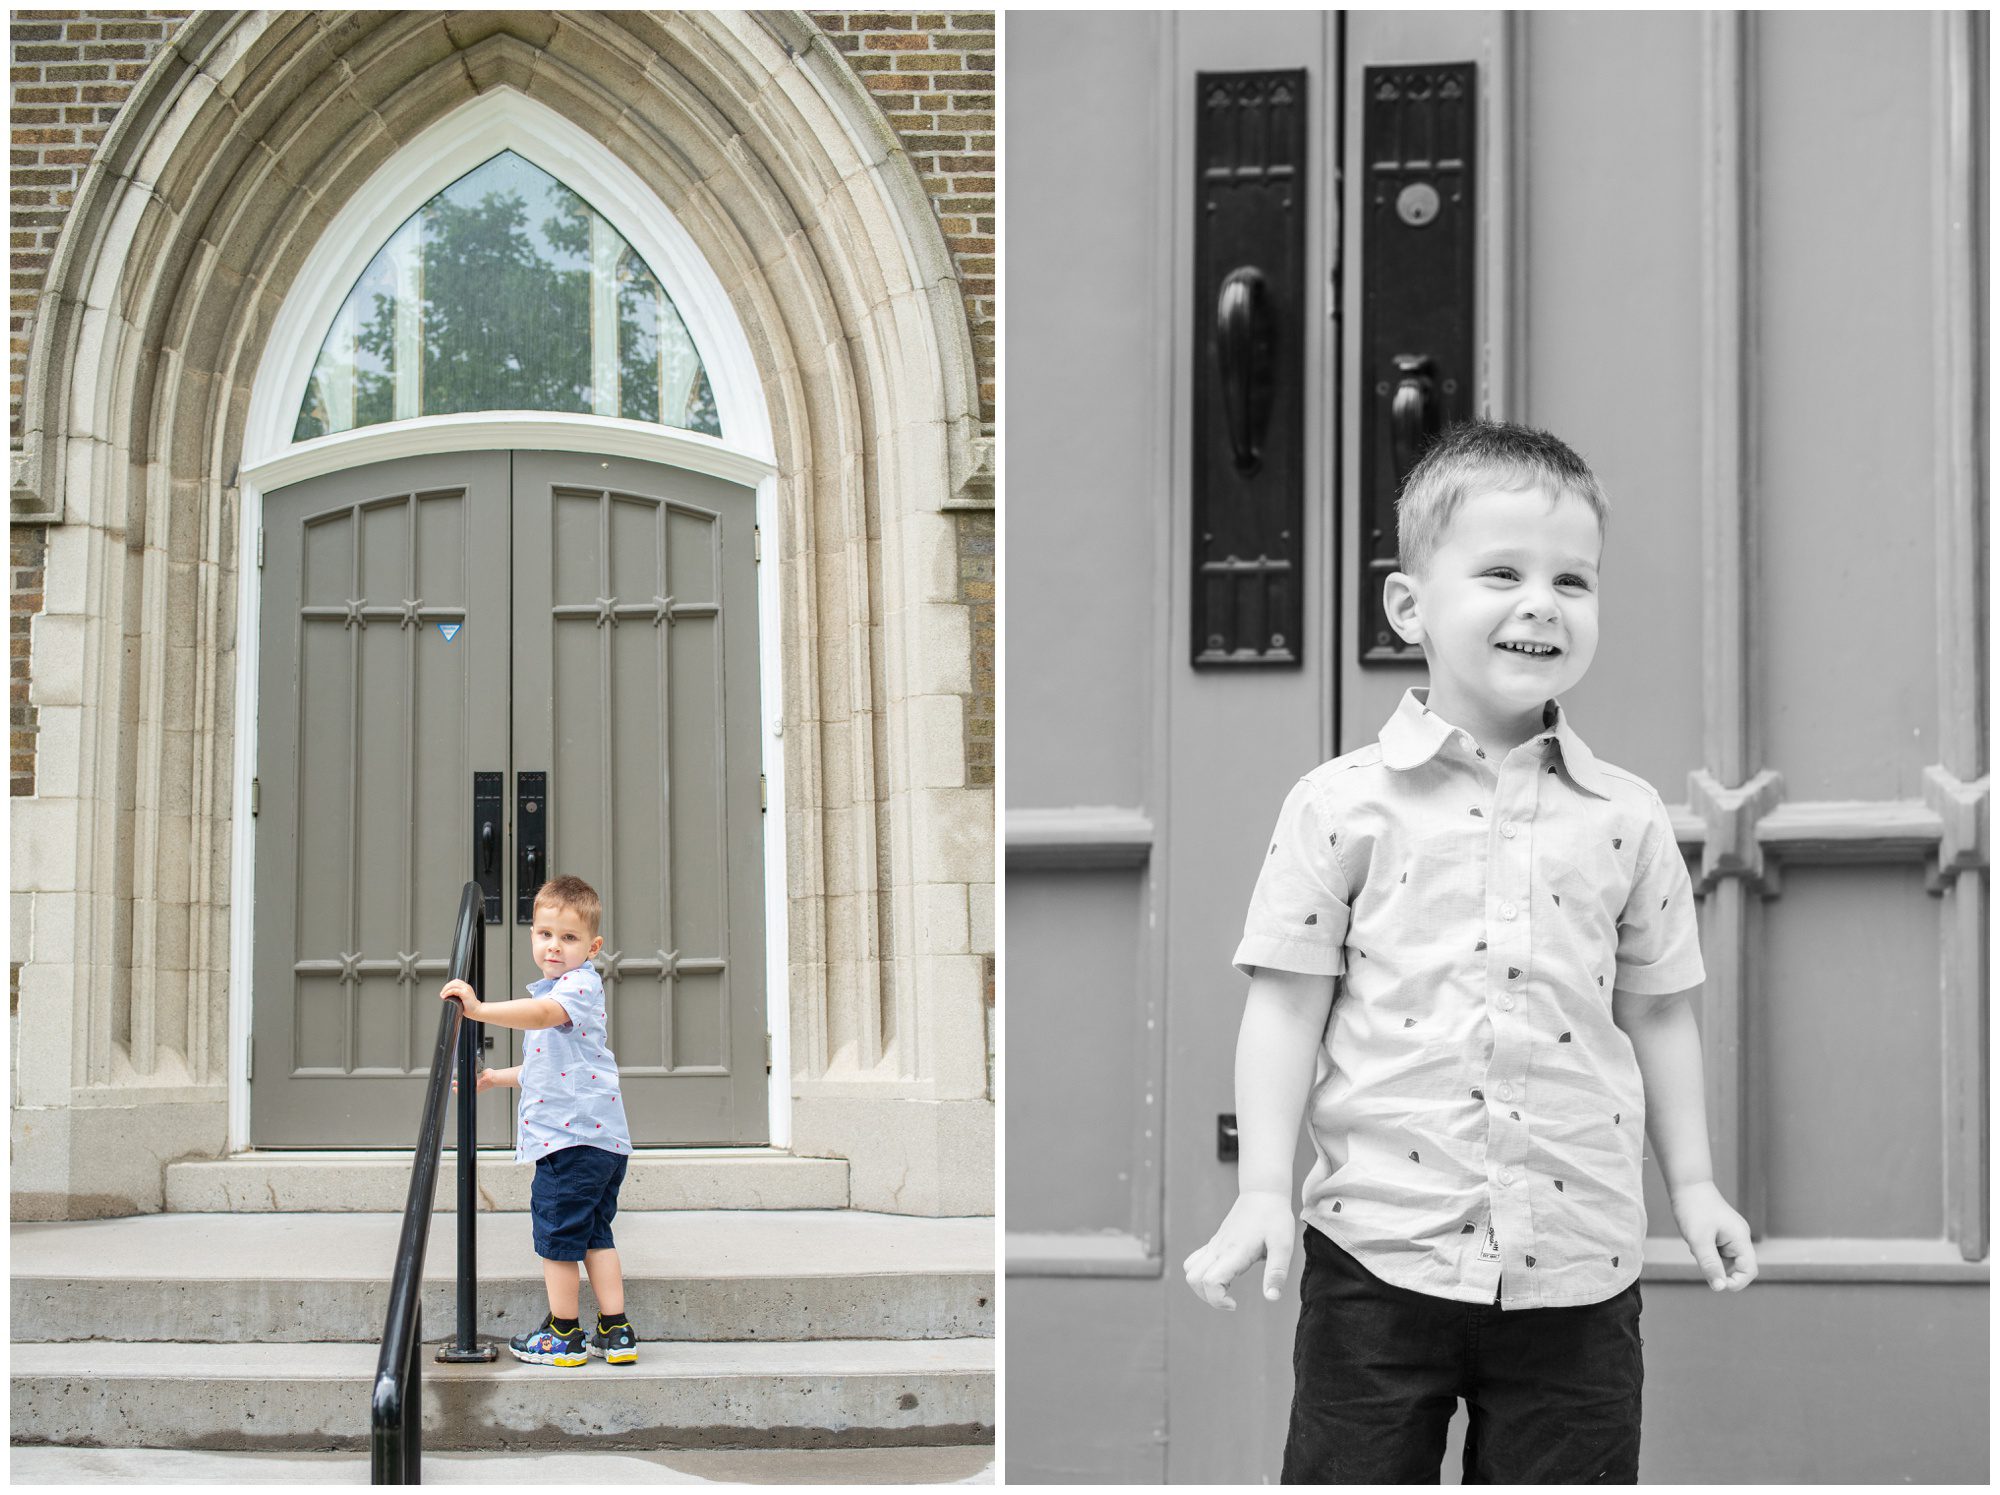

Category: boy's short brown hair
[1396, 419, 1610, 582]
[532, 874, 602, 938]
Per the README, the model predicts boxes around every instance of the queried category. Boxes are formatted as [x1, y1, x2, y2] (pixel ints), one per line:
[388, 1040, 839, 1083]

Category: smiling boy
[1181, 420, 1757, 1482]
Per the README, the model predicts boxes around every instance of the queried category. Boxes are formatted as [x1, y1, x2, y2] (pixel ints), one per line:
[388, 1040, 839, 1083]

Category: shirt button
[1498, 1082, 1514, 1101]
[1498, 995, 1514, 1011]
[1462, 734, 1475, 750]
[1501, 1168, 1517, 1186]
[1502, 822, 1517, 838]
[1501, 902, 1517, 919]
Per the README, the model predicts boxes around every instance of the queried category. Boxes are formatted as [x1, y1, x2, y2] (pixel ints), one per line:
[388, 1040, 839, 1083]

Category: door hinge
[251, 778, 259, 817]
[760, 773, 767, 813]
[257, 526, 264, 569]
[765, 1033, 772, 1075]
[246, 1036, 253, 1083]
[754, 524, 761, 563]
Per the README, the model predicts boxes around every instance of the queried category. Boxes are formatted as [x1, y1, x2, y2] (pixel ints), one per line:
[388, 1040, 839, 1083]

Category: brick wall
[9, 11, 194, 444]
[809, 11, 995, 427]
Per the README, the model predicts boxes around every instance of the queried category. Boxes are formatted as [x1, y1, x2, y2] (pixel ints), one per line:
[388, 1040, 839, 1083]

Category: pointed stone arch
[11, 10, 991, 1216]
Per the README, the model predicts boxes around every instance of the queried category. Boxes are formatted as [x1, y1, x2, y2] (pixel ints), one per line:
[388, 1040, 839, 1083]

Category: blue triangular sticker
[437, 622, 461, 642]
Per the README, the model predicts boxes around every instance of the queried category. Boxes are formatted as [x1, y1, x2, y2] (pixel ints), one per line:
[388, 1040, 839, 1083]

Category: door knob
[1216, 265, 1274, 474]
[1390, 353, 1440, 479]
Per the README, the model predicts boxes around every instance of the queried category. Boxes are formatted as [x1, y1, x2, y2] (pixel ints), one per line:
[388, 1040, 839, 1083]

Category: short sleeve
[549, 968, 606, 1031]
[1232, 777, 1352, 979]
[1613, 795, 1707, 996]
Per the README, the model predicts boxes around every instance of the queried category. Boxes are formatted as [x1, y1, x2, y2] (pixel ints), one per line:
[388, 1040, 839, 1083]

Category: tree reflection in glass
[295, 151, 721, 442]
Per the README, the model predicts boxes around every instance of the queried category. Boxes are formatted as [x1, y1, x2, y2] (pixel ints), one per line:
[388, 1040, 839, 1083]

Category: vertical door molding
[1693, 10, 1762, 1232]
[1930, 9, 1989, 1263]
[1486, 12, 1531, 421]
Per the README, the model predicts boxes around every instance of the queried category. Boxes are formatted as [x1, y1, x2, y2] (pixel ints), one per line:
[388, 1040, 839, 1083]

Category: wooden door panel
[253, 452, 513, 1145]
[513, 452, 768, 1145]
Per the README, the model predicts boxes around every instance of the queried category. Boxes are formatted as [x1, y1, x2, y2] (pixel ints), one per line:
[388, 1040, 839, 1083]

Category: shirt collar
[1379, 687, 1614, 799]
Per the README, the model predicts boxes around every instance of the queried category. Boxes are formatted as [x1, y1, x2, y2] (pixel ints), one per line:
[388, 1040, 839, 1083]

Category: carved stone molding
[1922, 764, 1990, 893]
[1685, 768, 1785, 898]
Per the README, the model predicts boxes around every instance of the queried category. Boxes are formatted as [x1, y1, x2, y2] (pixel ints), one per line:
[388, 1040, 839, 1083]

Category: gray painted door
[510, 452, 768, 1144]
[252, 450, 767, 1146]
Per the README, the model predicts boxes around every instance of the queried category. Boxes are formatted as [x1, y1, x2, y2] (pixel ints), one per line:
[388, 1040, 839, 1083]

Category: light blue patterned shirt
[514, 962, 632, 1163]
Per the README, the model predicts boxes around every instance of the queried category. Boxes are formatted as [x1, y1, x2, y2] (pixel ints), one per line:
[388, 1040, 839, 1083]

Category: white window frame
[229, 86, 791, 1152]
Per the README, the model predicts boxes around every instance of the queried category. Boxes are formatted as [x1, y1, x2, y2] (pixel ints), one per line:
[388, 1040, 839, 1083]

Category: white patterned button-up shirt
[515, 962, 632, 1164]
[1233, 687, 1706, 1309]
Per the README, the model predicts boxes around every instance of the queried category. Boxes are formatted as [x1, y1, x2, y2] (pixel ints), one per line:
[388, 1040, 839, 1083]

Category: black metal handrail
[371, 880, 496, 1484]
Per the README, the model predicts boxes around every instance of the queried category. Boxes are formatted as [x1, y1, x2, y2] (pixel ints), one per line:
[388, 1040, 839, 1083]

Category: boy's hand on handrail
[439, 979, 483, 1019]
[1182, 1189, 1299, 1311]
[449, 1067, 510, 1095]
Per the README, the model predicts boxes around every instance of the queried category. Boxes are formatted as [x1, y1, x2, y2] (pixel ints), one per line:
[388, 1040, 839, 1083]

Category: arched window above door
[293, 150, 720, 442]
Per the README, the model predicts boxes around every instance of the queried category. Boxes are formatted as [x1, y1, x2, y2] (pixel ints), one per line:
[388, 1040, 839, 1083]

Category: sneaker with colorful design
[589, 1314, 640, 1365]
[508, 1314, 588, 1367]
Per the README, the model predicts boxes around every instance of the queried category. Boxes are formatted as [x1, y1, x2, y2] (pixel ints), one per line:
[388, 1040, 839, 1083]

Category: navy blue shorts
[1283, 1227, 1644, 1483]
[529, 1144, 629, 1262]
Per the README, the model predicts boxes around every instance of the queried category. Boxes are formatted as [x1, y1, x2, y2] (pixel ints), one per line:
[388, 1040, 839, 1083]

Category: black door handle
[1390, 353, 1440, 480]
[472, 772, 503, 922]
[1216, 265, 1274, 474]
[516, 771, 548, 923]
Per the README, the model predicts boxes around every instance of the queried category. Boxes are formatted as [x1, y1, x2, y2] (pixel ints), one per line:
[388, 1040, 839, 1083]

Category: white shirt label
[1479, 1222, 1502, 1262]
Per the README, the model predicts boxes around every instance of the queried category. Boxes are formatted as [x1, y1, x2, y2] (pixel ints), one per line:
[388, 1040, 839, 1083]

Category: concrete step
[9, 1338, 995, 1451]
[165, 1150, 847, 1212]
[7, 1444, 995, 1483]
[13, 1211, 994, 1344]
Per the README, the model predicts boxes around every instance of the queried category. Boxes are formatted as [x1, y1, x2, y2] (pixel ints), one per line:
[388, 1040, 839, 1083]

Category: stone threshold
[166, 1149, 849, 1212]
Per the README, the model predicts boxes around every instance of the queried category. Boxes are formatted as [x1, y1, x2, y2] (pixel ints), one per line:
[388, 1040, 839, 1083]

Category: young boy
[441, 873, 639, 1368]
[1182, 421, 1757, 1483]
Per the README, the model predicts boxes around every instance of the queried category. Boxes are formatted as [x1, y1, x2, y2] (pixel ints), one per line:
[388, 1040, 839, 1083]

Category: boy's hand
[1182, 1190, 1299, 1311]
[1669, 1179, 1758, 1292]
[439, 979, 483, 1019]
[450, 1067, 503, 1095]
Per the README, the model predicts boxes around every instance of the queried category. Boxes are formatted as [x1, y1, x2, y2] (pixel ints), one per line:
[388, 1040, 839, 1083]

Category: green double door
[251, 450, 768, 1148]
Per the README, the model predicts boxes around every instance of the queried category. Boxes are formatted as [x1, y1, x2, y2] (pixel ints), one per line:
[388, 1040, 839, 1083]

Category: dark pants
[1283, 1227, 1643, 1484]
[529, 1144, 628, 1262]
